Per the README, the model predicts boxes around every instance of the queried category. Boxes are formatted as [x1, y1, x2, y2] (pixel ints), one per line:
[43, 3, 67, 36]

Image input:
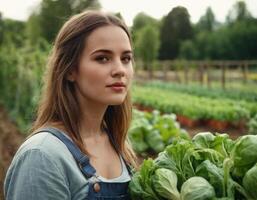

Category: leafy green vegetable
[242, 163, 257, 199]
[128, 125, 148, 153]
[180, 176, 216, 200]
[231, 135, 257, 177]
[153, 168, 180, 200]
[154, 150, 178, 175]
[129, 159, 160, 199]
[129, 131, 257, 200]
[196, 160, 224, 197]
[145, 129, 165, 153]
[129, 172, 145, 200]
[129, 109, 189, 155]
[248, 114, 257, 135]
[164, 140, 197, 187]
[211, 134, 234, 158]
[192, 132, 215, 149]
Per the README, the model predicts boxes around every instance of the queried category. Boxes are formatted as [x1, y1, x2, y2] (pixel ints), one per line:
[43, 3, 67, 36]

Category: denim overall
[37, 127, 132, 200]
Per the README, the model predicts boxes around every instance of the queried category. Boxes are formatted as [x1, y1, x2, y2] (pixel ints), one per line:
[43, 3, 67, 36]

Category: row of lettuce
[128, 109, 189, 156]
[129, 132, 257, 200]
[132, 83, 257, 126]
[145, 81, 257, 103]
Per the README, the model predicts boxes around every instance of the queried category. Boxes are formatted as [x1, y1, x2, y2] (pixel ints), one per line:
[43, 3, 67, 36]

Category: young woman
[4, 10, 138, 200]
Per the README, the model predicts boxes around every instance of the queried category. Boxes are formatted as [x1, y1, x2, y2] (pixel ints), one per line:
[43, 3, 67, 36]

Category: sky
[0, 0, 257, 26]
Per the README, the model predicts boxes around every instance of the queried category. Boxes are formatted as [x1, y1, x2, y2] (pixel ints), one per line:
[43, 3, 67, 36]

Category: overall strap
[36, 127, 96, 178]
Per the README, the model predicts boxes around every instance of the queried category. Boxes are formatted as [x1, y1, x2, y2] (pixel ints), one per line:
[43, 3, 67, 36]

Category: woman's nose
[111, 60, 125, 77]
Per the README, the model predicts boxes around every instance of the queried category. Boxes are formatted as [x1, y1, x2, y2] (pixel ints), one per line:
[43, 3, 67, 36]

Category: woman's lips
[106, 83, 126, 92]
[108, 85, 125, 92]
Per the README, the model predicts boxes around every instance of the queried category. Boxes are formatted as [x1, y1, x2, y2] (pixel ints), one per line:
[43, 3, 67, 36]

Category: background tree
[159, 6, 193, 60]
[37, 0, 73, 42]
[132, 12, 159, 32]
[0, 18, 26, 47]
[226, 1, 252, 23]
[131, 12, 159, 47]
[26, 12, 42, 45]
[179, 40, 198, 60]
[72, 0, 101, 13]
[135, 25, 160, 76]
[131, 12, 160, 70]
[196, 7, 216, 32]
[26, 0, 101, 43]
[227, 19, 257, 59]
[0, 13, 3, 45]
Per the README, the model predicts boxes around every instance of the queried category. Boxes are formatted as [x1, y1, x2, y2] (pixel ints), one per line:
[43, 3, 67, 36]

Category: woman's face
[70, 25, 134, 106]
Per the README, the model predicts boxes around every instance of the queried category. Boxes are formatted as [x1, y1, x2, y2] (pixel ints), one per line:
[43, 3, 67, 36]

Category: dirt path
[0, 106, 24, 200]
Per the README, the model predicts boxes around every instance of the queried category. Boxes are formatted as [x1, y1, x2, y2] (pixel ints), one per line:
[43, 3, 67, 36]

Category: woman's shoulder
[15, 131, 72, 161]
[4, 131, 89, 200]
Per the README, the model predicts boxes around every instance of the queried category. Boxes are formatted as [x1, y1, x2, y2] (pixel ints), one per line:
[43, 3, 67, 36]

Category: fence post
[242, 61, 249, 84]
[221, 61, 226, 89]
[162, 61, 168, 81]
[199, 62, 204, 86]
[206, 62, 211, 88]
[184, 62, 189, 85]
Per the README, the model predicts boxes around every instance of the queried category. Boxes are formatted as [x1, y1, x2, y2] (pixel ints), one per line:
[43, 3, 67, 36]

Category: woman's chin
[106, 97, 126, 105]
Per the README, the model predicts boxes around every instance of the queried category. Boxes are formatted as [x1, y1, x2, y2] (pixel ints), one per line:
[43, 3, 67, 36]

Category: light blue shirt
[4, 132, 89, 200]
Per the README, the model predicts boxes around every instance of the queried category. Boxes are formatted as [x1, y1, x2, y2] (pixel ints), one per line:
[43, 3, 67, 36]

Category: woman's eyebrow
[123, 50, 133, 55]
[90, 49, 132, 55]
[90, 49, 112, 55]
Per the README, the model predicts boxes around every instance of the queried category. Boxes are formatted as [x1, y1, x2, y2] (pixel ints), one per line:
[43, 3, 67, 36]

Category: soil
[182, 123, 244, 140]
[0, 106, 24, 200]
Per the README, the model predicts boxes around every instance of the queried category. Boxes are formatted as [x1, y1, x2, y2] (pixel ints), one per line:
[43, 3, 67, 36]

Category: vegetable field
[132, 81, 257, 134]
[129, 132, 257, 200]
[1, 1, 257, 198]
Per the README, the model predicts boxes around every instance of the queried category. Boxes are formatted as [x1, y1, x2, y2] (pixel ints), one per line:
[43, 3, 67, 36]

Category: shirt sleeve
[4, 149, 71, 200]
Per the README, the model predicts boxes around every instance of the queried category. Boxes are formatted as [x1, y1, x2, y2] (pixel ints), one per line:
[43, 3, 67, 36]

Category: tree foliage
[0, 18, 26, 47]
[132, 12, 159, 32]
[135, 25, 160, 69]
[132, 12, 160, 70]
[26, 0, 101, 43]
[180, 1, 257, 60]
[226, 1, 252, 23]
[196, 7, 216, 32]
[159, 6, 193, 60]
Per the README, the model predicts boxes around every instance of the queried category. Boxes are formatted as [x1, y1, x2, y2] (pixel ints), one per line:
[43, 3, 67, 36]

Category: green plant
[248, 114, 257, 135]
[129, 132, 257, 200]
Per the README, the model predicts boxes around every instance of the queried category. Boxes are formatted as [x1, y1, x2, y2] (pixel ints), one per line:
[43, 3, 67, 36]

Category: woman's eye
[95, 56, 109, 63]
[122, 56, 132, 63]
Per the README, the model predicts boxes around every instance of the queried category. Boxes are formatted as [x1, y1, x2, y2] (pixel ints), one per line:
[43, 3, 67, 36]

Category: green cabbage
[231, 135, 257, 177]
[145, 129, 165, 153]
[129, 159, 160, 199]
[180, 176, 216, 200]
[128, 126, 148, 153]
[196, 160, 224, 197]
[242, 163, 257, 199]
[153, 168, 180, 200]
[192, 132, 215, 148]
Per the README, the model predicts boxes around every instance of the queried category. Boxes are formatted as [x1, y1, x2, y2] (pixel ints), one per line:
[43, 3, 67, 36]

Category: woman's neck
[78, 100, 108, 140]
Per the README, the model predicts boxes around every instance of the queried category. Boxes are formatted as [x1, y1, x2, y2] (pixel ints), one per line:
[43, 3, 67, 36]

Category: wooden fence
[134, 60, 257, 89]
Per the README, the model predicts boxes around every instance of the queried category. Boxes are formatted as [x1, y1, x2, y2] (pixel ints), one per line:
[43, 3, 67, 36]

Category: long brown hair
[30, 10, 138, 169]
